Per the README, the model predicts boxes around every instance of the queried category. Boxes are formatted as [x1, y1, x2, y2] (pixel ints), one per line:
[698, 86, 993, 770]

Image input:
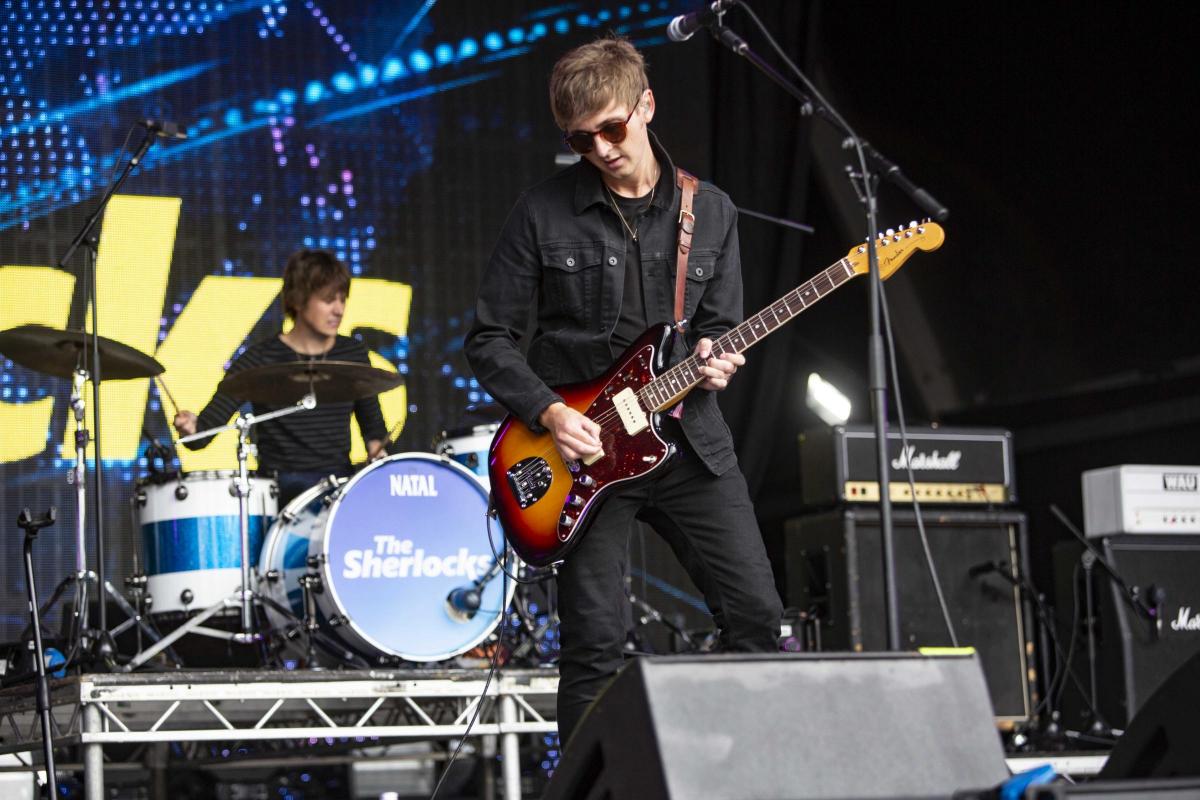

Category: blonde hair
[549, 36, 647, 130]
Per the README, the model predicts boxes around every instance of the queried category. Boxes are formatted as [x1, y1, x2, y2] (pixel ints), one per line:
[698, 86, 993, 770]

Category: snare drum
[258, 453, 512, 663]
[134, 471, 277, 615]
[433, 423, 499, 483]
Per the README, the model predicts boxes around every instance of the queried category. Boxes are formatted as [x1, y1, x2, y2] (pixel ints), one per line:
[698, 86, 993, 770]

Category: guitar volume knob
[560, 513, 575, 527]
[567, 494, 584, 508]
[577, 474, 596, 488]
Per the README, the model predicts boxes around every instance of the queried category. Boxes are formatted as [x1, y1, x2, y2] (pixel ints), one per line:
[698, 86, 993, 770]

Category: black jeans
[554, 442, 783, 747]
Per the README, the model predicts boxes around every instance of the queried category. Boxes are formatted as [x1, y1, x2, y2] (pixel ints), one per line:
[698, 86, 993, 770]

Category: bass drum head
[317, 452, 513, 662]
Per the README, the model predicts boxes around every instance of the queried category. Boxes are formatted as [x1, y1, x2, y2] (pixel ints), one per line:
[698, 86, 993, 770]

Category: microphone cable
[430, 500, 523, 800]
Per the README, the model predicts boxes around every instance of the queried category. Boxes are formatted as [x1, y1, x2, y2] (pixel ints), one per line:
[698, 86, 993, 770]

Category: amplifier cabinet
[783, 508, 1033, 724]
[1053, 534, 1200, 729]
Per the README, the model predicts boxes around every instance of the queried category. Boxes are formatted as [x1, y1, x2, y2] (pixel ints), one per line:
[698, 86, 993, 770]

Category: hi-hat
[0, 324, 164, 380]
[217, 360, 403, 405]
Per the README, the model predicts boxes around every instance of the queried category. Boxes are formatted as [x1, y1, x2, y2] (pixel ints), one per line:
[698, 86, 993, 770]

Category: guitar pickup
[612, 387, 649, 436]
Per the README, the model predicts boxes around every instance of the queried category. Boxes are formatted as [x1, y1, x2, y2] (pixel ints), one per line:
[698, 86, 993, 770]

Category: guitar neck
[640, 257, 856, 412]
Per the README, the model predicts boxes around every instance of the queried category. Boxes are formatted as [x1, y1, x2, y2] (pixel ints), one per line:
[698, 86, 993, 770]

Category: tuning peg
[885, 228, 895, 237]
[908, 220, 918, 229]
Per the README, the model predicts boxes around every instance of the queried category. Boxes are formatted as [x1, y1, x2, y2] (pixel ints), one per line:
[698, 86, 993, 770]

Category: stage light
[806, 372, 851, 426]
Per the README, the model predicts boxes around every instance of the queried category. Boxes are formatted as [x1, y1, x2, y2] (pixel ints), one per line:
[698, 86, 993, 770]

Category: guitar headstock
[845, 221, 945, 280]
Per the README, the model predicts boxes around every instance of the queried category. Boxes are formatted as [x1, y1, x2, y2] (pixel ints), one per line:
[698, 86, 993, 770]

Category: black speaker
[1098, 648, 1200, 778]
[545, 653, 1009, 800]
[1053, 534, 1200, 729]
[782, 508, 1033, 723]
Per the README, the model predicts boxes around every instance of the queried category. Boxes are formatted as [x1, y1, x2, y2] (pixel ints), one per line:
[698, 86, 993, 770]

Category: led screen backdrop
[0, 0, 694, 642]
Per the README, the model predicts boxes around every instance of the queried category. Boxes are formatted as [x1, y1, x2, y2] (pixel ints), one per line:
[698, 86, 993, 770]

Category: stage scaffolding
[0, 667, 560, 799]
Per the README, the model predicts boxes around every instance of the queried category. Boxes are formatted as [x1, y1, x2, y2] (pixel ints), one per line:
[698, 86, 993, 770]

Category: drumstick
[381, 417, 405, 451]
[155, 375, 180, 419]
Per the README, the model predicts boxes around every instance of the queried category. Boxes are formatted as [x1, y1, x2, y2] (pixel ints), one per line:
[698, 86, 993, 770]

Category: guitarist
[465, 36, 783, 746]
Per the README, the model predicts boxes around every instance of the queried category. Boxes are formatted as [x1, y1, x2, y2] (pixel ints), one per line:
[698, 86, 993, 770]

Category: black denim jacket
[465, 132, 742, 475]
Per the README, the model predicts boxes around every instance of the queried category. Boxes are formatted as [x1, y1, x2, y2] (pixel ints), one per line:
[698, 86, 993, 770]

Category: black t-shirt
[185, 335, 388, 472]
[610, 189, 655, 354]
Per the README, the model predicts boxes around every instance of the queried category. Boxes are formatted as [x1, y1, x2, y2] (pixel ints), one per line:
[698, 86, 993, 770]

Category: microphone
[968, 560, 1007, 579]
[1149, 584, 1166, 638]
[445, 557, 505, 622]
[139, 119, 188, 140]
[666, 0, 738, 43]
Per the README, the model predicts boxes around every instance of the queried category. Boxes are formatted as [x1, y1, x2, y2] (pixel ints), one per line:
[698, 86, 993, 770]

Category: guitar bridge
[506, 457, 553, 509]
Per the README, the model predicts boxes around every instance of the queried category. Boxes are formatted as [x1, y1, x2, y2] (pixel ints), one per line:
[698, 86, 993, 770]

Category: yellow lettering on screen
[339, 278, 412, 461]
[60, 195, 181, 461]
[155, 276, 284, 471]
[0, 266, 76, 462]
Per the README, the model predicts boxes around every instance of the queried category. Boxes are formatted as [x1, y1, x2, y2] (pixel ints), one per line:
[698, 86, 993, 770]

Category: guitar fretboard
[639, 257, 856, 411]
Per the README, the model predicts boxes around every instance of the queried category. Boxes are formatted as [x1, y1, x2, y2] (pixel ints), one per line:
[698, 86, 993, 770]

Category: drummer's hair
[282, 249, 351, 319]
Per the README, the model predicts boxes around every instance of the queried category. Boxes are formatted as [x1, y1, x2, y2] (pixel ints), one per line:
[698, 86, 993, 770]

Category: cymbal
[0, 324, 164, 380]
[217, 360, 404, 405]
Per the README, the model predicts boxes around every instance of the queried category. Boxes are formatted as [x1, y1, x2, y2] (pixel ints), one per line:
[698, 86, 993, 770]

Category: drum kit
[0, 324, 548, 673]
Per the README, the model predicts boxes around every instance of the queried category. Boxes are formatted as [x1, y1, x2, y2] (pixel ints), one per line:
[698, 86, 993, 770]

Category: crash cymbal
[0, 324, 164, 380]
[217, 360, 404, 405]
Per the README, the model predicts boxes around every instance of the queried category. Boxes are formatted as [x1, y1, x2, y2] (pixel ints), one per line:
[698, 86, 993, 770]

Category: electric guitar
[489, 221, 945, 566]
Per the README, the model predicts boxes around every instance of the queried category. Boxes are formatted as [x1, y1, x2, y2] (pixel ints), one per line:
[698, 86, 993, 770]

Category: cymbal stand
[67, 369, 94, 654]
[122, 394, 316, 670]
[28, 369, 165, 671]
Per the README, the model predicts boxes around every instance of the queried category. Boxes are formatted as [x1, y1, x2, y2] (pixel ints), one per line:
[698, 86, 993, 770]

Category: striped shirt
[184, 335, 388, 472]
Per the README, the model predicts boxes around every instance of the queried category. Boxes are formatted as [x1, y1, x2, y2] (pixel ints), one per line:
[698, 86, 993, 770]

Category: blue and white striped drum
[258, 453, 512, 664]
[433, 423, 499, 484]
[134, 471, 277, 615]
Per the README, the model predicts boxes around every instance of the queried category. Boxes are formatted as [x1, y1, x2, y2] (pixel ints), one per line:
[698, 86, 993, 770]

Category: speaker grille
[784, 508, 1033, 722]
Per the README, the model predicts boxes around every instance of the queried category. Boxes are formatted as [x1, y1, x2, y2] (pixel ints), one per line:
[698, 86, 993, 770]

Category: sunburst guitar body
[489, 222, 945, 567]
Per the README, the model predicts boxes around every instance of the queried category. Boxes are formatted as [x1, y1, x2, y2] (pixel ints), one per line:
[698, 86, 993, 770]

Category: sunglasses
[562, 105, 638, 155]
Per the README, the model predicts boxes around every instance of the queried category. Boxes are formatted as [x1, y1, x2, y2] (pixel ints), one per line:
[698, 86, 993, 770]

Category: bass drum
[259, 453, 513, 664]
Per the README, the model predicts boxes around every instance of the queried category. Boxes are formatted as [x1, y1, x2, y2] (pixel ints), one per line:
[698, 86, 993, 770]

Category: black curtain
[703, 4, 820, 504]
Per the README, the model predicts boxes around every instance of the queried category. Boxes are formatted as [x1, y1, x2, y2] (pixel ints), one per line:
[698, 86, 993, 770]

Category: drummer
[173, 249, 388, 506]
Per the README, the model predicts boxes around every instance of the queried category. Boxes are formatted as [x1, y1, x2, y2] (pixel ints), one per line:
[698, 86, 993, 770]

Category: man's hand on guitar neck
[539, 402, 603, 462]
[694, 337, 745, 392]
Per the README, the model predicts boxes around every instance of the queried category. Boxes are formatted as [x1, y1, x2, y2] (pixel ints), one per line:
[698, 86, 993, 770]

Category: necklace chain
[604, 180, 656, 242]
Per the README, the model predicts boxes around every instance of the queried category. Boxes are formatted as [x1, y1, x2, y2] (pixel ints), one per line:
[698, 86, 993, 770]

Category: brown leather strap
[674, 167, 699, 333]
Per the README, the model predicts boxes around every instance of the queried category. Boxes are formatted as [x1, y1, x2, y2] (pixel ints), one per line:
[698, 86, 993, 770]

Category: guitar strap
[674, 167, 699, 334]
[668, 167, 699, 420]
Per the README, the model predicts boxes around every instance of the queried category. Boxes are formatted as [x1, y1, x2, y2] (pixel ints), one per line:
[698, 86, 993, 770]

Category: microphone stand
[705, 10, 948, 649]
[1049, 504, 1159, 736]
[54, 124, 164, 662]
[17, 508, 61, 798]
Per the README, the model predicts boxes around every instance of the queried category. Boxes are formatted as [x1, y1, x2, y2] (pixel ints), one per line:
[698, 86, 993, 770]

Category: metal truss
[0, 668, 560, 799]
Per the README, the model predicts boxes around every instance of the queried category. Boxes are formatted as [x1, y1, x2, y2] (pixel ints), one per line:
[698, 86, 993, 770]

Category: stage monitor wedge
[545, 653, 1009, 800]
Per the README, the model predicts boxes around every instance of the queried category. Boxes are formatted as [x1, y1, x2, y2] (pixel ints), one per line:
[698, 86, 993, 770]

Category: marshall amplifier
[800, 424, 1015, 507]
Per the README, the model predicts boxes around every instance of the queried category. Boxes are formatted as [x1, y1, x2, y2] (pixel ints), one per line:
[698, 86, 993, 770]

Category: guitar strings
[506, 256, 864, 483]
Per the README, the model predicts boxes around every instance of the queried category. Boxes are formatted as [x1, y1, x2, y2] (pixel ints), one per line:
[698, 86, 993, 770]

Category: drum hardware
[506, 566, 561, 665]
[0, 325, 169, 671]
[121, 394, 317, 671]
